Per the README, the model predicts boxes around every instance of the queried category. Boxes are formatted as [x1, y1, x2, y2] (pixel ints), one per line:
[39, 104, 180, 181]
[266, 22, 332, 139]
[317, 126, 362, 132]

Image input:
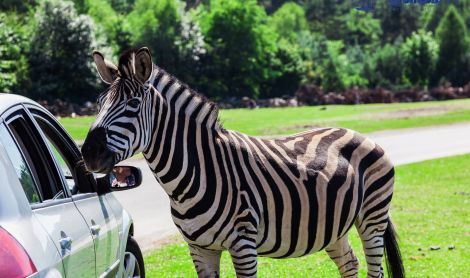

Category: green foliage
[261, 39, 305, 98]
[108, 0, 135, 14]
[296, 31, 329, 84]
[82, 0, 121, 55]
[0, 12, 31, 94]
[2, 0, 470, 102]
[340, 9, 382, 47]
[434, 5, 470, 87]
[365, 41, 405, 89]
[322, 41, 368, 92]
[374, 1, 422, 44]
[126, 0, 206, 87]
[126, 0, 181, 69]
[0, 0, 35, 12]
[401, 30, 439, 87]
[269, 2, 308, 42]
[198, 0, 278, 99]
[28, 0, 101, 101]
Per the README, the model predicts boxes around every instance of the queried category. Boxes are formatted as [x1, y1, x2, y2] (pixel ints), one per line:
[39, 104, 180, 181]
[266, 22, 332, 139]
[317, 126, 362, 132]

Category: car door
[28, 105, 121, 277]
[0, 105, 96, 277]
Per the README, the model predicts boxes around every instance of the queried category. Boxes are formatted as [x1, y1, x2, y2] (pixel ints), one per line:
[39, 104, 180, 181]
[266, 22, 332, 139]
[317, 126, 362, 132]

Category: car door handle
[90, 224, 101, 235]
[59, 236, 72, 250]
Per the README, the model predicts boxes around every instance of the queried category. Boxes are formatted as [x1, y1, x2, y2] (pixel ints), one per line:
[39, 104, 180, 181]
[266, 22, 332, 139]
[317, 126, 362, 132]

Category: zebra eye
[127, 98, 140, 109]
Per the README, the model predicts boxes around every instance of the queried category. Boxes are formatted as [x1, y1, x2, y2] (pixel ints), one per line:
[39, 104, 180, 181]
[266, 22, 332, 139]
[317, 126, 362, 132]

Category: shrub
[365, 42, 405, 89]
[401, 30, 438, 87]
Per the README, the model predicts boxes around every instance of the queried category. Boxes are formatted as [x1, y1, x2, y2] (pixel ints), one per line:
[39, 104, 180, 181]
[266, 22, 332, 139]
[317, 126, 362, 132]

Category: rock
[448, 245, 455, 250]
[287, 98, 298, 107]
[269, 98, 288, 107]
[429, 246, 440, 251]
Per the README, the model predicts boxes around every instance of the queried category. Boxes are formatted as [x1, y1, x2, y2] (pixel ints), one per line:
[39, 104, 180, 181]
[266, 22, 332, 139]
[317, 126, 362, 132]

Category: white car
[0, 93, 144, 277]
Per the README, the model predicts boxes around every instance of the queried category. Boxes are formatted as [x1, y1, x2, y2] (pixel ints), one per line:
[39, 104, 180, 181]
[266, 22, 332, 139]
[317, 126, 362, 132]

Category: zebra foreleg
[325, 236, 359, 278]
[188, 244, 222, 278]
[228, 236, 258, 278]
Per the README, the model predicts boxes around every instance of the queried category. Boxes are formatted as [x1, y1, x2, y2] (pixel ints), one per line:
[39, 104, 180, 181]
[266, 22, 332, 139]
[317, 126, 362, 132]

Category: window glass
[6, 115, 65, 202]
[43, 134, 76, 192]
[0, 126, 41, 204]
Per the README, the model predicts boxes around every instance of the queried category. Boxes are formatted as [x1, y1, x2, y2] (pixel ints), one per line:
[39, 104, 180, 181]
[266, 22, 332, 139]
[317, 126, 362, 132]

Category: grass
[59, 99, 470, 141]
[143, 154, 470, 277]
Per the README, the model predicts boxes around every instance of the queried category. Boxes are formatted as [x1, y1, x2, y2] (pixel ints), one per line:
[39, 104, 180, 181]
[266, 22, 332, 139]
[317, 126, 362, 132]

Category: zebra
[82, 47, 404, 278]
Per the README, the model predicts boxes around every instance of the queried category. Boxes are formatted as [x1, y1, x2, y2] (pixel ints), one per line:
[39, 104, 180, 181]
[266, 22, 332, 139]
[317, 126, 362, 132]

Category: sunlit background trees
[0, 0, 469, 103]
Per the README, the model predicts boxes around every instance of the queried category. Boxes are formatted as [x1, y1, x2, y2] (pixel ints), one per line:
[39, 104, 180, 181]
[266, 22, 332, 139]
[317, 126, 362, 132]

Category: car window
[0, 125, 41, 204]
[4, 112, 66, 202]
[43, 134, 76, 192]
[30, 109, 96, 195]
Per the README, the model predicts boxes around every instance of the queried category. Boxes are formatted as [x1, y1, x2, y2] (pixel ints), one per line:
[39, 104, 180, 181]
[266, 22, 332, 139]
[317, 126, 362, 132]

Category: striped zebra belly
[256, 163, 361, 259]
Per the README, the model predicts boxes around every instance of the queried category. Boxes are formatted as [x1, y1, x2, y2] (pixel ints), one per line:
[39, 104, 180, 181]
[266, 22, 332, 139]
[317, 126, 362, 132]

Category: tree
[28, 0, 104, 102]
[269, 2, 309, 42]
[109, 0, 135, 14]
[83, 0, 121, 55]
[368, 42, 405, 89]
[374, 1, 422, 44]
[126, 0, 182, 73]
[261, 39, 305, 98]
[0, 0, 35, 12]
[434, 5, 470, 86]
[0, 13, 31, 94]
[401, 30, 438, 87]
[340, 9, 382, 47]
[198, 0, 278, 99]
[125, 0, 206, 87]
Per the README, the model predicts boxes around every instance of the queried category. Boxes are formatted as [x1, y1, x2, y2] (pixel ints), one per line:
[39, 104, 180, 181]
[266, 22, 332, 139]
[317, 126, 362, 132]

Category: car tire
[123, 237, 145, 278]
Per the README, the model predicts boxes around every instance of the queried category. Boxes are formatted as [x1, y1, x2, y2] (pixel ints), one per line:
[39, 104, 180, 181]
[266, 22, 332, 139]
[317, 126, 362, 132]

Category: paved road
[112, 122, 470, 251]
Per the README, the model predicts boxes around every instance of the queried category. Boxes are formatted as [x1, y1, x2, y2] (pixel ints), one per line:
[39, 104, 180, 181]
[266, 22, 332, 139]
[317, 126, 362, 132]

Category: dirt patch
[361, 104, 470, 120]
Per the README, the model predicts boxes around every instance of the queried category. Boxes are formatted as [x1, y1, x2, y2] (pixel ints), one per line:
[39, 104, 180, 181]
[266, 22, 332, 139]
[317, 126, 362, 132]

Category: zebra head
[82, 47, 154, 173]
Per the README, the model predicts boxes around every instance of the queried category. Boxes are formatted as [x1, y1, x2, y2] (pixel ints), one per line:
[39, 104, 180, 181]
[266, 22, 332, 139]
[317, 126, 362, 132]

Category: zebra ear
[93, 51, 118, 84]
[134, 47, 153, 84]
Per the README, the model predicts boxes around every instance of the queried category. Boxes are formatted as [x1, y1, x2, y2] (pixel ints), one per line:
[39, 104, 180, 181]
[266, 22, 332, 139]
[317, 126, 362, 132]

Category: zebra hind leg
[228, 236, 258, 277]
[188, 244, 222, 278]
[325, 235, 359, 278]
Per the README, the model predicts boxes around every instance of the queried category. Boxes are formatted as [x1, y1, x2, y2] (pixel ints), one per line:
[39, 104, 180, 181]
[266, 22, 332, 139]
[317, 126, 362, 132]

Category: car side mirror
[108, 166, 143, 191]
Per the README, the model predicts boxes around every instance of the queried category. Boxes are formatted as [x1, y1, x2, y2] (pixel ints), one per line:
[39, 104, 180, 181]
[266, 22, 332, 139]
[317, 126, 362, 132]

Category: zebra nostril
[82, 127, 108, 159]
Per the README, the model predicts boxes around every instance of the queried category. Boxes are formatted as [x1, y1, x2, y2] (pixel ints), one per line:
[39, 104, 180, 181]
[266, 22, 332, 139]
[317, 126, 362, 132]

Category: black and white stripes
[84, 48, 404, 278]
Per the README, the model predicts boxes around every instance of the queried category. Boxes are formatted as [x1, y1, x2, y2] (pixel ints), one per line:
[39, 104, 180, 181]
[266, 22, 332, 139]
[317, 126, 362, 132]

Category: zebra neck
[143, 66, 222, 199]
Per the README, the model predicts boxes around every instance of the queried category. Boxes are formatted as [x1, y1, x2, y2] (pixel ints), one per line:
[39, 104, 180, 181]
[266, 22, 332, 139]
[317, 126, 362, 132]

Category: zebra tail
[384, 218, 405, 278]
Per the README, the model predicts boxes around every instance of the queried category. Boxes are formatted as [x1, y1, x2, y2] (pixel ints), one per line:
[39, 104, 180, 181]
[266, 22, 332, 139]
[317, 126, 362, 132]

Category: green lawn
[143, 154, 470, 277]
[59, 99, 470, 141]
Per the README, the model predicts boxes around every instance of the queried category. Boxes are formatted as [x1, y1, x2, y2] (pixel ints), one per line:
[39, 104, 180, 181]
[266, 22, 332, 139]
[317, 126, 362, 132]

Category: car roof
[0, 93, 42, 114]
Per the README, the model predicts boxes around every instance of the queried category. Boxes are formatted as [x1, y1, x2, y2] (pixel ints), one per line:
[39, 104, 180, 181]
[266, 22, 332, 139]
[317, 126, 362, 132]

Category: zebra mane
[149, 65, 224, 131]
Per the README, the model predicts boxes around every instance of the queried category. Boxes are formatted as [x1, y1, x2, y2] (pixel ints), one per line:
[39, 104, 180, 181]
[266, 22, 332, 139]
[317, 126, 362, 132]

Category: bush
[370, 42, 405, 89]
[267, 42, 304, 98]
[401, 30, 438, 87]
